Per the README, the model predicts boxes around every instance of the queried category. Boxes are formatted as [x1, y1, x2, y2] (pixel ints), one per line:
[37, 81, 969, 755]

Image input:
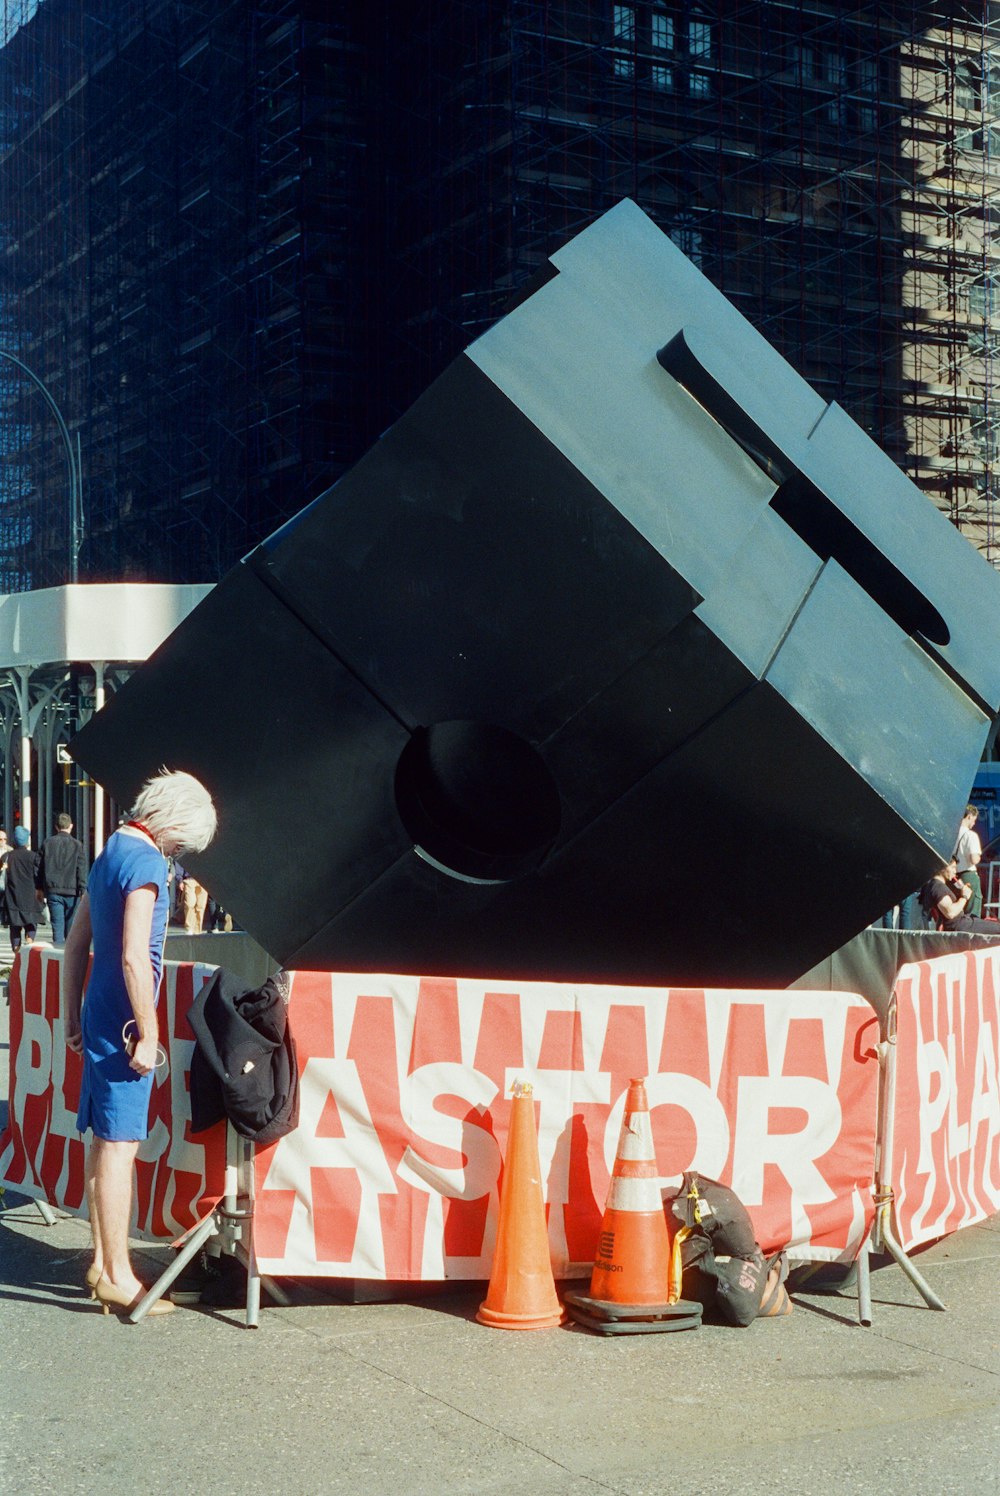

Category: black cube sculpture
[71, 200, 1000, 985]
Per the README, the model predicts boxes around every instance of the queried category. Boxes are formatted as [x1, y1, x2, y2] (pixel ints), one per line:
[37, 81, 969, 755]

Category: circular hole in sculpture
[395, 720, 561, 883]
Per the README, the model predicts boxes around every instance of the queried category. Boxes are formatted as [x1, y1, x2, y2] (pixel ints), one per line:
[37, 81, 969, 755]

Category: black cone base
[564, 1288, 702, 1335]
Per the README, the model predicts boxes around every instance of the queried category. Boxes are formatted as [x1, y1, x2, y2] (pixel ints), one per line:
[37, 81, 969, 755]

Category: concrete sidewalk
[3, 992, 1000, 1496]
[0, 912, 52, 968]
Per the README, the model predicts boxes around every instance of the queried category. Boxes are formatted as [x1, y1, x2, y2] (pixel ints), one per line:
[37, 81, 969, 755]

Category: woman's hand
[66, 1015, 83, 1055]
[128, 1033, 161, 1076]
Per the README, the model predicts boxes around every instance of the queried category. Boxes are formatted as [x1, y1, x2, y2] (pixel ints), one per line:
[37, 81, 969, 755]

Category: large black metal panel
[71, 200, 1000, 984]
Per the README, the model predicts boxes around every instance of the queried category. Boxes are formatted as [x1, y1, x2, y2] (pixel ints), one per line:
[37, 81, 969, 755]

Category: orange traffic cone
[477, 1080, 564, 1330]
[565, 1078, 701, 1334]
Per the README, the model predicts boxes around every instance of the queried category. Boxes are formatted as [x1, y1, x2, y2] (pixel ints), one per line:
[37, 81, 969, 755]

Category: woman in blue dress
[64, 769, 217, 1316]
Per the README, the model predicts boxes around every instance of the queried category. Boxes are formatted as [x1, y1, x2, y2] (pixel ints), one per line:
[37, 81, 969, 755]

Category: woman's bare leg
[90, 1135, 143, 1297]
[84, 1141, 104, 1276]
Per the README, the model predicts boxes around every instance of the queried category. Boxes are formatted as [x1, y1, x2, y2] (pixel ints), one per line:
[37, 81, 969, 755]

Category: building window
[987, 56, 1000, 113]
[968, 275, 997, 321]
[613, 4, 635, 78]
[857, 56, 879, 130]
[953, 57, 1000, 115]
[818, 50, 843, 86]
[956, 61, 978, 113]
[651, 12, 673, 51]
[687, 11, 712, 95]
[791, 43, 814, 79]
[790, 41, 847, 124]
[613, 4, 635, 40]
[969, 323, 1000, 357]
[957, 124, 1000, 156]
[688, 18, 711, 64]
[820, 51, 845, 123]
[613, 5, 714, 97]
[969, 403, 999, 464]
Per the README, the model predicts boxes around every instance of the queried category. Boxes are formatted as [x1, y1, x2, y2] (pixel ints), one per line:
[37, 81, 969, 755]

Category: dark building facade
[0, 0, 371, 587]
[379, 3, 1000, 564]
[0, 1, 998, 587]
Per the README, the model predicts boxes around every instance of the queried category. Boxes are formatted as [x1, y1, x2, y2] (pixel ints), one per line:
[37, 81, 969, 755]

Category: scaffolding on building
[1, 1, 999, 591]
[0, 0, 368, 590]
[383, 1, 1000, 566]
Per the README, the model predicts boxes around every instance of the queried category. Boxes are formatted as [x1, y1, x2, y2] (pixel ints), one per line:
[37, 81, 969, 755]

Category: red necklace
[126, 819, 157, 845]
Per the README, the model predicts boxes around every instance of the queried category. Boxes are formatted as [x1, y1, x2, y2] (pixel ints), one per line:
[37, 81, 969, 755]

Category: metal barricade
[985, 860, 1000, 920]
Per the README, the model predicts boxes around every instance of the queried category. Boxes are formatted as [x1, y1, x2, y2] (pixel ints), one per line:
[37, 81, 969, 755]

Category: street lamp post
[0, 347, 83, 582]
[0, 349, 85, 840]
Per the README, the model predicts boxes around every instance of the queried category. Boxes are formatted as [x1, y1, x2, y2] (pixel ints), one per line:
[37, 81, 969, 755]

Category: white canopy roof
[0, 582, 212, 669]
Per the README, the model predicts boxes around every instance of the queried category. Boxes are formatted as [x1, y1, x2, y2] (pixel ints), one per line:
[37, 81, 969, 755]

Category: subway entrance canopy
[0, 583, 210, 855]
[71, 201, 1000, 987]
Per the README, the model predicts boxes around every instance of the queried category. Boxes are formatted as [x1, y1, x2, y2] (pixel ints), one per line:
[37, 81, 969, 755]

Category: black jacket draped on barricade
[188, 967, 299, 1145]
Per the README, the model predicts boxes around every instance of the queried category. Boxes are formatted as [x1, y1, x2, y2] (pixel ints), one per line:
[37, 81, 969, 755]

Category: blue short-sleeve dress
[76, 827, 170, 1142]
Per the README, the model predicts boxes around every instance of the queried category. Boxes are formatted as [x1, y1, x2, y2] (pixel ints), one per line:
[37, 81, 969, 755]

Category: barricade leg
[871, 1000, 947, 1313]
[875, 1211, 946, 1312]
[128, 1124, 289, 1327]
[230, 1135, 290, 1325]
[0, 1192, 57, 1223]
[128, 1211, 221, 1323]
[856, 1243, 872, 1327]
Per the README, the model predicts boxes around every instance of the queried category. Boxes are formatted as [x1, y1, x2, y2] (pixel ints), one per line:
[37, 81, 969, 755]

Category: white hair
[130, 769, 217, 854]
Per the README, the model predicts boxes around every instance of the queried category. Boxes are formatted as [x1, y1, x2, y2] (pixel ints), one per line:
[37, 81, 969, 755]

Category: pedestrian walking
[38, 812, 87, 944]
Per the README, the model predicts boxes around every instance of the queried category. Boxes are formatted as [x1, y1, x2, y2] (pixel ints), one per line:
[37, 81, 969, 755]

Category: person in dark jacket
[919, 857, 997, 932]
[5, 825, 41, 953]
[39, 813, 88, 944]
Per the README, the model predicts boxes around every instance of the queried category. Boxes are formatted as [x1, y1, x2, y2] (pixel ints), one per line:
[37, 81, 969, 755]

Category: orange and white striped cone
[565, 1078, 701, 1335]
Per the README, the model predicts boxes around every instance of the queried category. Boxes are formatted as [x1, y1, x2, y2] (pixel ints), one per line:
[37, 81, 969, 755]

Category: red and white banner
[892, 948, 1000, 1250]
[0, 946, 225, 1238]
[1, 949, 878, 1277]
[251, 975, 877, 1276]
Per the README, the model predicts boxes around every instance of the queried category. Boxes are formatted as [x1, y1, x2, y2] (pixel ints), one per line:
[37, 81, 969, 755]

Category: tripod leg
[234, 1135, 291, 1322]
[237, 1134, 260, 1329]
[127, 1210, 220, 1324]
[259, 1271, 291, 1307]
[245, 1245, 261, 1329]
[233, 1239, 292, 1314]
[36, 1199, 58, 1226]
[856, 1245, 872, 1327]
[881, 1218, 946, 1311]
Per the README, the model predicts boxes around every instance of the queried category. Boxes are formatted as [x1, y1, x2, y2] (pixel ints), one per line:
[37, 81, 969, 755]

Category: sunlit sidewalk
[0, 917, 54, 971]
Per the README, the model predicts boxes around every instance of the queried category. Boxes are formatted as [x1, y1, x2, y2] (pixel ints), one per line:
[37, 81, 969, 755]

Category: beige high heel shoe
[85, 1263, 102, 1299]
[94, 1276, 176, 1317]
